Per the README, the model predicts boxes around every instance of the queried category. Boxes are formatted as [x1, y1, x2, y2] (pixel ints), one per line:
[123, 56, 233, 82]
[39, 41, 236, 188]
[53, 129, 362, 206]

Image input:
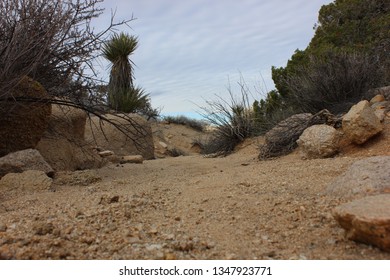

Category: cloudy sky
[96, 0, 333, 118]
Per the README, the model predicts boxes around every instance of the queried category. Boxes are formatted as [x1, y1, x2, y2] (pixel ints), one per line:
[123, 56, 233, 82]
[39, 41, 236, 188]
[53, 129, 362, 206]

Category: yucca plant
[116, 87, 150, 113]
[102, 32, 138, 111]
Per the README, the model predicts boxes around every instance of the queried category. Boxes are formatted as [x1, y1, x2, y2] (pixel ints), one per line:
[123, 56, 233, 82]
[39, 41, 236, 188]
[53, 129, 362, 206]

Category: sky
[95, 0, 334, 118]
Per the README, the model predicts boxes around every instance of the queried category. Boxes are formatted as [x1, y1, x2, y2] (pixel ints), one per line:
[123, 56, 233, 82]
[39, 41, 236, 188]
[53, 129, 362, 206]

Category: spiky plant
[102, 33, 138, 110]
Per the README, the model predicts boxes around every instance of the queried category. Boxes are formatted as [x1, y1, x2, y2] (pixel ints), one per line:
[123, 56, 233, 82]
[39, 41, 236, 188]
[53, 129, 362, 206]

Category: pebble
[0, 224, 7, 232]
[145, 244, 163, 251]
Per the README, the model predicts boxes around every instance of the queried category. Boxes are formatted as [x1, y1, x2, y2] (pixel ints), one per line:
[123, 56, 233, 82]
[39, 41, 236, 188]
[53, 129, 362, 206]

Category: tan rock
[98, 150, 114, 157]
[342, 100, 383, 144]
[120, 155, 144, 164]
[36, 103, 103, 171]
[327, 156, 390, 199]
[370, 94, 385, 104]
[0, 170, 53, 193]
[333, 194, 390, 252]
[0, 76, 51, 157]
[159, 141, 168, 149]
[0, 149, 54, 178]
[297, 125, 340, 159]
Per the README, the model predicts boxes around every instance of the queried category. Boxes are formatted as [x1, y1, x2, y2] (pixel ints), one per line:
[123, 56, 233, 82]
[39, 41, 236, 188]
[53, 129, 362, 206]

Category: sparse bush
[198, 81, 261, 156]
[285, 51, 384, 114]
[163, 115, 207, 132]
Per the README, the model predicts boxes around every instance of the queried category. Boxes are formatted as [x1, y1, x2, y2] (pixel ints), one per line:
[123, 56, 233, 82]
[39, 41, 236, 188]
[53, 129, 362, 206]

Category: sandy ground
[0, 120, 390, 260]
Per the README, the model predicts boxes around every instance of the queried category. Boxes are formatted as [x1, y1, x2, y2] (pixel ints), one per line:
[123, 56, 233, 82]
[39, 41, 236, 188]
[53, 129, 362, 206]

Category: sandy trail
[1, 135, 389, 259]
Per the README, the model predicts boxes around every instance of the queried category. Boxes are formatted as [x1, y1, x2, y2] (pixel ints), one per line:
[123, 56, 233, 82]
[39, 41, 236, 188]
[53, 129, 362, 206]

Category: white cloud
[95, 0, 333, 116]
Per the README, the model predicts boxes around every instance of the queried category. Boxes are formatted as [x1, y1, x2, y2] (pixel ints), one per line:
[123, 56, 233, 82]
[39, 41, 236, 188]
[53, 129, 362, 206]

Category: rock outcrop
[85, 114, 154, 160]
[36, 104, 103, 171]
[0, 149, 54, 178]
[0, 76, 51, 157]
[297, 124, 340, 159]
[342, 100, 383, 144]
[332, 194, 390, 252]
[327, 156, 390, 199]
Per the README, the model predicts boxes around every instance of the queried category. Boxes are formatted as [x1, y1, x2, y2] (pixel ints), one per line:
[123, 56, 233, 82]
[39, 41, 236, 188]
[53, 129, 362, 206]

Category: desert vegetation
[198, 0, 389, 156]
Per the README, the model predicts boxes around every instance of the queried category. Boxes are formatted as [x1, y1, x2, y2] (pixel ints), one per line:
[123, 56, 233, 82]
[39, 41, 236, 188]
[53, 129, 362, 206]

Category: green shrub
[198, 82, 261, 156]
[163, 115, 207, 132]
[285, 51, 384, 114]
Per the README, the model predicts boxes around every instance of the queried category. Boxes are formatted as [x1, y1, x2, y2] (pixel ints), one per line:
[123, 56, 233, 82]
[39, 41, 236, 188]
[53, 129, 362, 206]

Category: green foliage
[264, 0, 390, 119]
[285, 51, 383, 113]
[162, 115, 207, 132]
[198, 83, 261, 156]
[111, 87, 149, 114]
[102, 33, 140, 111]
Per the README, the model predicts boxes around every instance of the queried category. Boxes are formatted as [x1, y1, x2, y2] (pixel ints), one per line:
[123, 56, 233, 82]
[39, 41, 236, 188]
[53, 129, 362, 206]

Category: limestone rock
[98, 150, 114, 157]
[120, 155, 144, 164]
[0, 149, 54, 178]
[0, 76, 51, 157]
[36, 104, 103, 171]
[159, 141, 168, 149]
[85, 114, 154, 160]
[327, 156, 390, 199]
[342, 100, 383, 144]
[366, 86, 390, 101]
[370, 94, 385, 104]
[333, 194, 390, 252]
[297, 125, 340, 159]
[0, 170, 53, 193]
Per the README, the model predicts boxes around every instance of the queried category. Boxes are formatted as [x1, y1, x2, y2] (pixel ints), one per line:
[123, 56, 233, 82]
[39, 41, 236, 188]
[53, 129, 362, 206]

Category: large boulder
[342, 100, 383, 144]
[327, 156, 390, 199]
[297, 124, 340, 159]
[85, 114, 154, 160]
[332, 194, 390, 252]
[36, 104, 103, 171]
[0, 149, 54, 179]
[0, 76, 51, 157]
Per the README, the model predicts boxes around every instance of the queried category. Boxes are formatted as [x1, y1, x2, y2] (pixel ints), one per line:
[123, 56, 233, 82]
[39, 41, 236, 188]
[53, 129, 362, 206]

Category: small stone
[33, 222, 54, 235]
[120, 155, 144, 164]
[370, 94, 385, 104]
[159, 141, 168, 149]
[164, 253, 177, 260]
[128, 237, 140, 244]
[98, 150, 114, 157]
[0, 224, 7, 232]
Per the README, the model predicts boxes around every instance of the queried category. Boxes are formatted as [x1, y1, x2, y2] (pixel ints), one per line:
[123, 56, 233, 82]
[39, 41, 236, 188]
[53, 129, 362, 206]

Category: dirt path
[1, 136, 390, 259]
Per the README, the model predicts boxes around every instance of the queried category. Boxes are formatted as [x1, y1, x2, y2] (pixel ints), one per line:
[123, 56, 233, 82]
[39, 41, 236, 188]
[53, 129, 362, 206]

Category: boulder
[0, 76, 51, 157]
[297, 125, 340, 159]
[0, 170, 53, 193]
[85, 114, 154, 160]
[327, 156, 390, 199]
[36, 104, 103, 171]
[0, 149, 54, 178]
[332, 194, 390, 252]
[342, 100, 383, 144]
